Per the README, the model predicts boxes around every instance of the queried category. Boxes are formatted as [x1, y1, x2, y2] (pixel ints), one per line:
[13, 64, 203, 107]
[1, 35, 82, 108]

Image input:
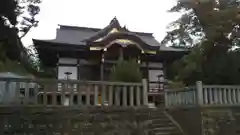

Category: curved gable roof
[83, 17, 124, 42]
[33, 17, 188, 52]
[89, 32, 157, 50]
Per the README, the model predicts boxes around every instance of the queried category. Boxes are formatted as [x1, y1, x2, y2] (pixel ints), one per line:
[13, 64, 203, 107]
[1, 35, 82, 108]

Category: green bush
[0, 58, 29, 75]
[110, 59, 142, 82]
[167, 81, 185, 89]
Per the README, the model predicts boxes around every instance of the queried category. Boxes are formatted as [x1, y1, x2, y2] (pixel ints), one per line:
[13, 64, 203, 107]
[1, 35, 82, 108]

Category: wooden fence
[0, 77, 148, 107]
[165, 81, 240, 108]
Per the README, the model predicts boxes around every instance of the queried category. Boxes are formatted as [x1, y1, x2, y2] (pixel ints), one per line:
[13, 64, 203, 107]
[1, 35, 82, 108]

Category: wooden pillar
[145, 54, 150, 103]
[100, 54, 104, 80]
[153, 95, 155, 104]
[56, 53, 59, 79]
[77, 59, 80, 80]
[56, 63, 59, 79]
[119, 47, 123, 61]
[162, 60, 167, 86]
[100, 64, 104, 80]
[61, 83, 66, 106]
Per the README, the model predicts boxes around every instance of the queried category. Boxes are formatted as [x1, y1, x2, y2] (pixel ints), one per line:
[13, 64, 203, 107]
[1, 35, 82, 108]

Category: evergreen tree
[110, 59, 142, 82]
[163, 0, 240, 85]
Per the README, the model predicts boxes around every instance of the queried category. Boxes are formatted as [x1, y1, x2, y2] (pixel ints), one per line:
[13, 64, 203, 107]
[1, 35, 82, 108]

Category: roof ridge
[134, 31, 153, 36]
[58, 24, 153, 36]
[58, 24, 101, 32]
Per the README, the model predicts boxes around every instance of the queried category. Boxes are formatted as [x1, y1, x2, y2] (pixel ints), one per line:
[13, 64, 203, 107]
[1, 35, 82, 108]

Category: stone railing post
[196, 81, 203, 105]
[3, 81, 10, 104]
[142, 78, 148, 106]
[164, 90, 169, 108]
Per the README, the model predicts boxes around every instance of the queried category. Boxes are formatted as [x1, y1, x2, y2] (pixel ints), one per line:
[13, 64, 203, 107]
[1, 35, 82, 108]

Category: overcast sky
[22, 0, 181, 47]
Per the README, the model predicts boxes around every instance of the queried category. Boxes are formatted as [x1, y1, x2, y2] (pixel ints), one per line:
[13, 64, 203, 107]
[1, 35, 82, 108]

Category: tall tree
[0, 0, 44, 76]
[0, 0, 40, 39]
[163, 0, 240, 47]
[163, 0, 240, 85]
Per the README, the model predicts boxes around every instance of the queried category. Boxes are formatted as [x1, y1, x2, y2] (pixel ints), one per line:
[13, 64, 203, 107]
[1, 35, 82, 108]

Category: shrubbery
[110, 59, 142, 82]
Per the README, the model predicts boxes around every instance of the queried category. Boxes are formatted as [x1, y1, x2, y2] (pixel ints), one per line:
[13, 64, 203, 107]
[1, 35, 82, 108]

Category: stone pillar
[196, 81, 203, 105]
[130, 86, 134, 106]
[142, 79, 148, 106]
[101, 85, 106, 106]
[115, 87, 120, 106]
[122, 86, 127, 106]
[94, 85, 99, 106]
[108, 86, 113, 106]
[136, 86, 141, 106]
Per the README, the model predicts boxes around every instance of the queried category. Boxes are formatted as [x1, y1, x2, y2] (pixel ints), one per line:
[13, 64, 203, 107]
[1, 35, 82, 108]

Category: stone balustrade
[165, 86, 197, 107]
[165, 81, 240, 108]
[0, 77, 148, 107]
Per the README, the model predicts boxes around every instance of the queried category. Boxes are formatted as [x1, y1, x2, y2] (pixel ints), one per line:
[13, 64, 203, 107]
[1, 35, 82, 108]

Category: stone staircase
[148, 109, 184, 135]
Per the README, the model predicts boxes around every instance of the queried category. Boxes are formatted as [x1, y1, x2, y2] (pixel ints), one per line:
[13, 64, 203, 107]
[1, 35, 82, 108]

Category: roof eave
[33, 39, 87, 46]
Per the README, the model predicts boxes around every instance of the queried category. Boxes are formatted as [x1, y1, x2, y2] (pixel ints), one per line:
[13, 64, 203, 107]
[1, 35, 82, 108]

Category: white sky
[22, 0, 181, 47]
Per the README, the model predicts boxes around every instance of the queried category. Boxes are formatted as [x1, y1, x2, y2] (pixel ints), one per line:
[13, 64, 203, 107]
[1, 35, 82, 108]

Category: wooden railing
[165, 81, 240, 108]
[0, 77, 148, 107]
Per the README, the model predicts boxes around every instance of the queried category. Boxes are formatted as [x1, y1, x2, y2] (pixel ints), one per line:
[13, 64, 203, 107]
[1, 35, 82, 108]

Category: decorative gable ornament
[95, 28, 120, 42]
[115, 39, 135, 46]
[109, 28, 119, 34]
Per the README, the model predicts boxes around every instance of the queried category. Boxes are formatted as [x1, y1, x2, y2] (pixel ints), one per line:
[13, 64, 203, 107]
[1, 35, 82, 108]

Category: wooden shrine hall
[33, 17, 188, 104]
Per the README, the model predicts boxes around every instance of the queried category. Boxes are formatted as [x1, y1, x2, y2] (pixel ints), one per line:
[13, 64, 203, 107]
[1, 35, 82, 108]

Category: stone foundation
[0, 106, 153, 135]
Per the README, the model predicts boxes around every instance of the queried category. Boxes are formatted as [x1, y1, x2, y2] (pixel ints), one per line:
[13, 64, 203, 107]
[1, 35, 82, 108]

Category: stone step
[148, 109, 166, 112]
[139, 110, 167, 118]
[148, 122, 175, 128]
[144, 112, 167, 116]
[154, 131, 182, 135]
[149, 115, 168, 119]
[141, 111, 165, 115]
[150, 126, 177, 132]
[138, 113, 166, 118]
[144, 109, 183, 135]
[148, 128, 180, 135]
[151, 118, 172, 124]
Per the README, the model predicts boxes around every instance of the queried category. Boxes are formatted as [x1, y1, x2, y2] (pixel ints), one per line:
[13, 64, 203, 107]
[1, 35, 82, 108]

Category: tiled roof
[34, 18, 187, 52]
[41, 25, 159, 46]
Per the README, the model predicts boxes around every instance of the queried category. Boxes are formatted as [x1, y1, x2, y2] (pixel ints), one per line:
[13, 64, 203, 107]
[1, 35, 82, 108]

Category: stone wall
[167, 107, 202, 135]
[168, 107, 240, 135]
[0, 106, 153, 135]
[201, 108, 235, 135]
